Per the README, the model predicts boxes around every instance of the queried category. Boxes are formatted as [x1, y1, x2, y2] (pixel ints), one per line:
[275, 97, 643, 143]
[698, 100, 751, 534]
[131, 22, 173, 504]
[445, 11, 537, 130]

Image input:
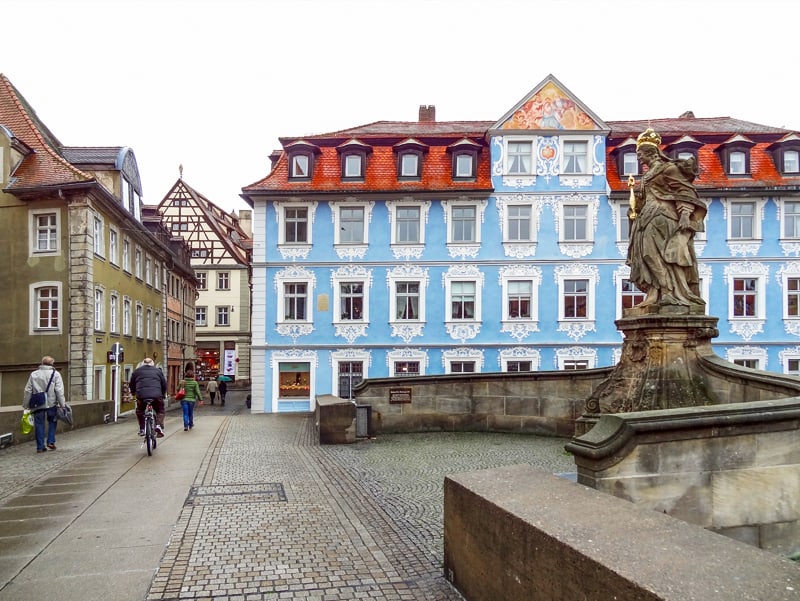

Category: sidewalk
[0, 390, 575, 601]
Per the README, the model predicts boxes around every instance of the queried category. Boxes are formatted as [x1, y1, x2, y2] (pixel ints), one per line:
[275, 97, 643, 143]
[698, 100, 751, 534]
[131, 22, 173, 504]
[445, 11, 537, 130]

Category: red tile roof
[0, 74, 92, 190]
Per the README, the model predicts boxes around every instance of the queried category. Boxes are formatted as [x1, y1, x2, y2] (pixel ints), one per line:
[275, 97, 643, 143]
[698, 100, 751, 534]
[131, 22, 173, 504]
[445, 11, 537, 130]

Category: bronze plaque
[389, 387, 412, 404]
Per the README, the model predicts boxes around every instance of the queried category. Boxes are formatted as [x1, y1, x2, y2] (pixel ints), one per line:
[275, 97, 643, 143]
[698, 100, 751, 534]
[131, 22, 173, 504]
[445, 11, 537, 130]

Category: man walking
[23, 356, 66, 453]
[206, 378, 218, 404]
[129, 357, 167, 437]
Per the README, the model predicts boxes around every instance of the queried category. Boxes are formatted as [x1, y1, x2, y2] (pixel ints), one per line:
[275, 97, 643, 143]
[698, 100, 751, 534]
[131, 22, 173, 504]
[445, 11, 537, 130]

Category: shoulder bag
[29, 370, 56, 412]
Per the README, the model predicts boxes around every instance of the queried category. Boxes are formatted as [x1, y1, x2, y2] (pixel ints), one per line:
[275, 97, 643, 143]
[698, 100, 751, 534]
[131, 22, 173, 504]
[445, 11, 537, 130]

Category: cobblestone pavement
[148, 408, 575, 601]
[0, 393, 576, 601]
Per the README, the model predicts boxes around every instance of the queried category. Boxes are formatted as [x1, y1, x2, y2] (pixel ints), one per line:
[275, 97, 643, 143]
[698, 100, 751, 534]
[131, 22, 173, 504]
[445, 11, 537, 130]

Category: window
[506, 140, 533, 175]
[94, 288, 105, 331]
[507, 281, 532, 319]
[93, 215, 104, 256]
[284, 207, 308, 243]
[196, 306, 207, 326]
[145, 257, 152, 285]
[450, 281, 475, 320]
[622, 152, 638, 176]
[146, 308, 152, 339]
[563, 279, 588, 318]
[284, 283, 307, 320]
[171, 222, 189, 232]
[191, 248, 209, 259]
[450, 361, 475, 373]
[785, 356, 800, 375]
[507, 205, 532, 242]
[506, 361, 532, 372]
[154, 311, 161, 340]
[784, 150, 799, 173]
[153, 263, 160, 291]
[217, 272, 230, 290]
[621, 279, 645, 312]
[33, 284, 60, 331]
[618, 204, 631, 241]
[339, 206, 364, 244]
[399, 152, 420, 178]
[135, 304, 143, 338]
[290, 154, 310, 178]
[109, 292, 118, 333]
[396, 206, 420, 243]
[339, 282, 364, 320]
[343, 154, 363, 179]
[563, 360, 589, 370]
[134, 248, 143, 279]
[395, 282, 420, 320]
[562, 140, 589, 174]
[784, 201, 800, 238]
[109, 228, 119, 265]
[451, 205, 476, 243]
[122, 239, 131, 272]
[730, 202, 755, 239]
[734, 358, 759, 369]
[337, 362, 363, 399]
[31, 211, 59, 254]
[123, 298, 131, 336]
[278, 362, 311, 398]
[729, 150, 746, 175]
[733, 278, 757, 317]
[217, 306, 230, 326]
[788, 278, 800, 317]
[196, 272, 207, 290]
[393, 361, 420, 376]
[453, 153, 475, 179]
[562, 205, 588, 241]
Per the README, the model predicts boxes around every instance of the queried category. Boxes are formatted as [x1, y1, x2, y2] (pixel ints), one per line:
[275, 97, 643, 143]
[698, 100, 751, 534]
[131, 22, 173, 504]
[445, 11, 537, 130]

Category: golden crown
[636, 127, 662, 148]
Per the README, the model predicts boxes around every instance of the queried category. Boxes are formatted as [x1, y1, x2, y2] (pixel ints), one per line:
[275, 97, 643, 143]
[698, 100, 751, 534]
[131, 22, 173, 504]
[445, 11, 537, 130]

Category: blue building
[242, 75, 800, 412]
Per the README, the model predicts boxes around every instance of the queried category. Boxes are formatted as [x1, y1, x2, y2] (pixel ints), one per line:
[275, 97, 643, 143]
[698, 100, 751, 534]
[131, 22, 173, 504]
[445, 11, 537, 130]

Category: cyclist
[129, 357, 167, 438]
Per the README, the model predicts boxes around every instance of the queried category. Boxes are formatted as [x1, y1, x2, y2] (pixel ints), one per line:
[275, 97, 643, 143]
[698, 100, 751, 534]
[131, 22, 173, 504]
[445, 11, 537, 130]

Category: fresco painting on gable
[501, 81, 597, 131]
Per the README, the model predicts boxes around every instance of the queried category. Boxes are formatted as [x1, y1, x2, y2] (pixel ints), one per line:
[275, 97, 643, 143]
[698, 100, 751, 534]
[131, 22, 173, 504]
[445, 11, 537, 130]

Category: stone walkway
[0, 392, 576, 600]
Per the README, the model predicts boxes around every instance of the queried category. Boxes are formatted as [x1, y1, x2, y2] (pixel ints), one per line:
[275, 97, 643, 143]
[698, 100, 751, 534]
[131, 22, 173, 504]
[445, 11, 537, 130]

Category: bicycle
[142, 400, 157, 456]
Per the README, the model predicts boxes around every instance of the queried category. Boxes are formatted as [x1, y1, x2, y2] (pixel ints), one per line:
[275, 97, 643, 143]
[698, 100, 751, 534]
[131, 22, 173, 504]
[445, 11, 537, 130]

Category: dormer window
[666, 135, 702, 166]
[622, 152, 638, 176]
[337, 139, 371, 181]
[285, 140, 320, 180]
[768, 134, 800, 175]
[394, 138, 428, 180]
[611, 137, 637, 179]
[447, 138, 481, 180]
[717, 135, 754, 176]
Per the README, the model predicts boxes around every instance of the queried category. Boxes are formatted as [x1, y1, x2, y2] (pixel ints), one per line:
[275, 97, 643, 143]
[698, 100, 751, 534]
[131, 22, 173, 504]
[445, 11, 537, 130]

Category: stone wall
[352, 369, 612, 436]
[444, 464, 800, 601]
[566, 397, 800, 555]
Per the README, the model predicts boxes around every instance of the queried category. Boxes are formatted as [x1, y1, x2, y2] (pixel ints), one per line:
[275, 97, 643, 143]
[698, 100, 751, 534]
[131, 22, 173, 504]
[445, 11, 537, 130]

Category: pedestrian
[129, 357, 167, 438]
[22, 356, 66, 453]
[179, 368, 203, 431]
[206, 378, 218, 405]
[218, 379, 228, 407]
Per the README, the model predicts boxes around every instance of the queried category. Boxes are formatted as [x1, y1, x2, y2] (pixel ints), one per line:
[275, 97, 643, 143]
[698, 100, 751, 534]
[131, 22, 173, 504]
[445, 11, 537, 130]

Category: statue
[626, 128, 706, 308]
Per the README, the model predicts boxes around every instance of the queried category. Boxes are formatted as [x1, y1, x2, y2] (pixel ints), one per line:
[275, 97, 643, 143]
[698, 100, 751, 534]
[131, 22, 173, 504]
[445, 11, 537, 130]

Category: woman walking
[179, 368, 203, 431]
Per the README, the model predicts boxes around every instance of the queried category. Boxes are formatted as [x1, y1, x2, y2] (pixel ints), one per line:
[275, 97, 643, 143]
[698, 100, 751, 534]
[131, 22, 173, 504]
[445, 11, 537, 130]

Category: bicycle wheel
[145, 419, 154, 456]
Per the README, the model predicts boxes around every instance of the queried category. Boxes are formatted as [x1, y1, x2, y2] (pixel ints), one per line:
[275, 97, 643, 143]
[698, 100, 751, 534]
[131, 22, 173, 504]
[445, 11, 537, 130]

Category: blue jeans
[34, 407, 58, 450]
[181, 400, 195, 429]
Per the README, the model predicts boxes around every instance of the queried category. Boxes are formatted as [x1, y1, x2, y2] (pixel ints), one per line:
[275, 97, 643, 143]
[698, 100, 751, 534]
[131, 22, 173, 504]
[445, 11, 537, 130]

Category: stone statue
[626, 128, 706, 308]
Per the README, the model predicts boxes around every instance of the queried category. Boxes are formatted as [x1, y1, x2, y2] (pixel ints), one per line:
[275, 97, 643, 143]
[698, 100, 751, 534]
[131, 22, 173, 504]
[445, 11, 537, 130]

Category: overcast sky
[4, 0, 798, 213]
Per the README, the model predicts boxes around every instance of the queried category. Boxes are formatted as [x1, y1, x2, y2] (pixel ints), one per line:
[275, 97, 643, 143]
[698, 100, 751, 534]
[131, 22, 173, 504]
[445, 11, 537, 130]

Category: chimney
[419, 105, 436, 122]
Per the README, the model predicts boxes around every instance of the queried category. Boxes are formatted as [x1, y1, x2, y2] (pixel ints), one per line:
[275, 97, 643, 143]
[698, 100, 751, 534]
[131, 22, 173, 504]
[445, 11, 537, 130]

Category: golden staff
[627, 174, 638, 220]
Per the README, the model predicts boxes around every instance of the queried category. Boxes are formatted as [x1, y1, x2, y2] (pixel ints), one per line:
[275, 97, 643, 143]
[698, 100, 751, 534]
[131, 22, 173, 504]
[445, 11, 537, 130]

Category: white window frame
[780, 198, 800, 240]
[784, 150, 800, 174]
[332, 201, 372, 246]
[387, 200, 430, 246]
[154, 311, 161, 341]
[730, 276, 763, 319]
[145, 256, 152, 286]
[122, 238, 131, 273]
[729, 150, 746, 175]
[387, 265, 429, 340]
[196, 306, 207, 327]
[724, 262, 768, 341]
[123, 297, 131, 336]
[333, 274, 370, 323]
[555, 264, 598, 339]
[153, 262, 160, 291]
[399, 152, 420, 178]
[504, 202, 535, 243]
[443, 348, 484, 374]
[94, 287, 105, 331]
[499, 266, 541, 324]
[343, 154, 363, 178]
[134, 247, 143, 279]
[216, 306, 230, 327]
[454, 153, 474, 178]
[387, 348, 427, 377]
[728, 200, 758, 240]
[779, 347, 800, 374]
[109, 227, 119, 265]
[622, 151, 638, 176]
[146, 307, 152, 340]
[555, 347, 597, 370]
[560, 202, 591, 242]
[109, 291, 119, 333]
[93, 214, 105, 257]
[498, 347, 541, 372]
[726, 346, 767, 370]
[560, 137, 591, 175]
[504, 137, 535, 176]
[217, 271, 230, 290]
[443, 200, 485, 245]
[135, 303, 143, 338]
[196, 271, 207, 291]
[277, 203, 315, 246]
[290, 153, 310, 178]
[30, 281, 62, 334]
[29, 209, 60, 256]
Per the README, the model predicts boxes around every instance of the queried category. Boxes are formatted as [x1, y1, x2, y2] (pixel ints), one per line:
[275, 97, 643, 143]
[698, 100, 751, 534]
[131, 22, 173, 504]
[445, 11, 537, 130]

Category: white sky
[4, 0, 799, 213]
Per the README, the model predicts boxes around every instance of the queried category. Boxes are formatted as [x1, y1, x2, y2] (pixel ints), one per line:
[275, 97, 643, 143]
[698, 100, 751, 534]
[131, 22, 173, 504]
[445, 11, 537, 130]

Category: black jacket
[129, 365, 167, 400]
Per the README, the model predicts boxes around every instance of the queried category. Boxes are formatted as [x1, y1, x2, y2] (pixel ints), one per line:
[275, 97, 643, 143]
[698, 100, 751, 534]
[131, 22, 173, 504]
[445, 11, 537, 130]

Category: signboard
[389, 387, 412, 404]
[223, 349, 236, 376]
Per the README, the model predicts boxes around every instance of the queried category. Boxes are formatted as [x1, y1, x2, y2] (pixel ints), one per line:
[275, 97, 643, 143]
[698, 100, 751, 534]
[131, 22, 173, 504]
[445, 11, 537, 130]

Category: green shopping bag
[20, 410, 33, 435]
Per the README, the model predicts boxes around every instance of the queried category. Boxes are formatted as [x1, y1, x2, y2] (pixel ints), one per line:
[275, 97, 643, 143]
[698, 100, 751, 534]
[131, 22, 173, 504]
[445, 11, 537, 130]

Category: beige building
[157, 178, 252, 384]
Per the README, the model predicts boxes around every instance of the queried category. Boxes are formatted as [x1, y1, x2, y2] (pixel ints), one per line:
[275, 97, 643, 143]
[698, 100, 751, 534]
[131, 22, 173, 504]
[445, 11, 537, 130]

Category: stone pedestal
[577, 306, 719, 435]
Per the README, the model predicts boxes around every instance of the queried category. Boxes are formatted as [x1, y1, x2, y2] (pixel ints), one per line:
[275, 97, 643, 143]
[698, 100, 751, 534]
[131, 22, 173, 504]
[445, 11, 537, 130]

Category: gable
[494, 75, 606, 133]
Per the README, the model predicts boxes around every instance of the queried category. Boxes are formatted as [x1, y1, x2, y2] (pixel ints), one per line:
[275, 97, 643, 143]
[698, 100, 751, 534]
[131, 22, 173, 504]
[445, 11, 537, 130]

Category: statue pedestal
[576, 306, 719, 435]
